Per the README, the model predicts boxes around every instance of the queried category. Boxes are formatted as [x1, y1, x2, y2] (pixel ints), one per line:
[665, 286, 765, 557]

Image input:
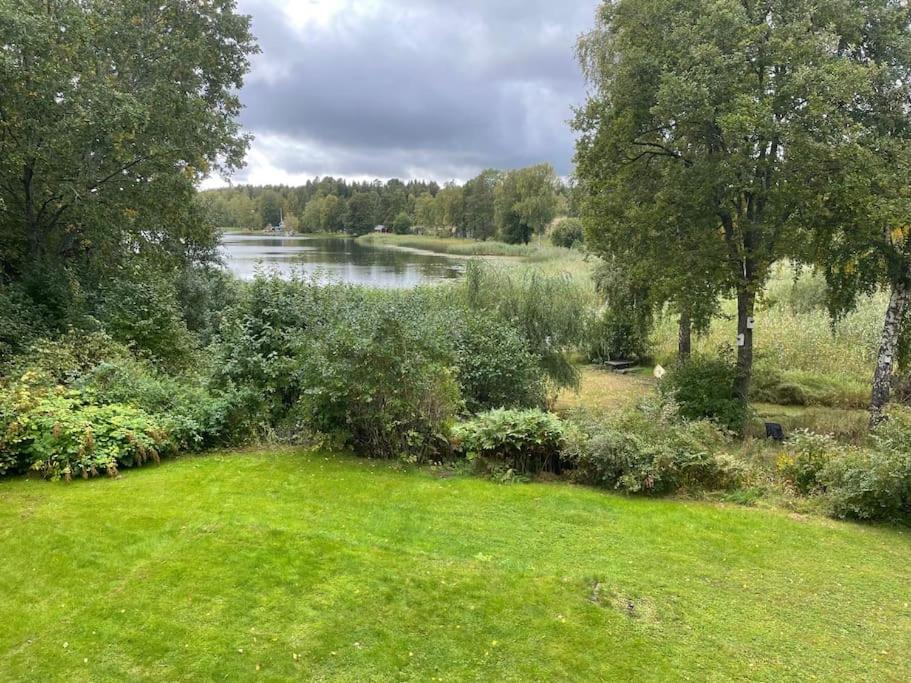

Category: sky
[206, 0, 599, 188]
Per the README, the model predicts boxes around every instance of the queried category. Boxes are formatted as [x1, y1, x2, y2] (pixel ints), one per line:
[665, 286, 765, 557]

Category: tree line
[200, 164, 569, 243]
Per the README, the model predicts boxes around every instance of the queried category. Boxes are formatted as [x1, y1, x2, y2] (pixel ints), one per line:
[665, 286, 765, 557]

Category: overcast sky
[208, 0, 598, 187]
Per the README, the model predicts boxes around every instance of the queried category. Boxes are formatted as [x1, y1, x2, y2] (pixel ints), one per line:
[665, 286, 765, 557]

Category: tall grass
[651, 263, 884, 408]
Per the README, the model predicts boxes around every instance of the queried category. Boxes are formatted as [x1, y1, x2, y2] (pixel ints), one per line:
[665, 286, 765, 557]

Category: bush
[452, 409, 567, 475]
[461, 262, 590, 390]
[0, 332, 237, 472]
[817, 407, 911, 520]
[661, 354, 748, 432]
[549, 218, 584, 249]
[451, 314, 546, 412]
[96, 269, 196, 370]
[296, 302, 461, 460]
[586, 307, 652, 362]
[565, 405, 739, 495]
[776, 431, 840, 494]
[0, 383, 172, 480]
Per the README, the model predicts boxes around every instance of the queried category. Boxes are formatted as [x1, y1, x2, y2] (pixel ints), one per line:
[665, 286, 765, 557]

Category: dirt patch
[588, 580, 659, 623]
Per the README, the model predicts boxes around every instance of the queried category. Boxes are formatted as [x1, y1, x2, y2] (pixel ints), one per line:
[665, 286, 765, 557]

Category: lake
[219, 233, 464, 288]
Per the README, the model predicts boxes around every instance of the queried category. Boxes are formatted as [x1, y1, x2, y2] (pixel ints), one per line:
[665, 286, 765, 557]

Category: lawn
[1, 451, 909, 681]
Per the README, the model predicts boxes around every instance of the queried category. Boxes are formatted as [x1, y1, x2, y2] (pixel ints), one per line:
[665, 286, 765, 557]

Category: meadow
[1, 449, 908, 682]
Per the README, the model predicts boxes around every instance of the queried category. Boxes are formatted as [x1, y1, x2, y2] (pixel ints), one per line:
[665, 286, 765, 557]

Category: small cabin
[373, 224, 389, 234]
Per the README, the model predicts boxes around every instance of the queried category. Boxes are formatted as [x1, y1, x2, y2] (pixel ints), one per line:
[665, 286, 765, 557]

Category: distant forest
[200, 163, 573, 243]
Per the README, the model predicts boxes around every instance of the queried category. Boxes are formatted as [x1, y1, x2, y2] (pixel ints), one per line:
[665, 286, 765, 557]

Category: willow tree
[0, 0, 257, 309]
[574, 0, 904, 403]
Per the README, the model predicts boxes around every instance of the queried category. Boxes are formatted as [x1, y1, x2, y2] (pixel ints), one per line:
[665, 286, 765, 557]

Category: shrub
[661, 353, 748, 432]
[296, 304, 461, 460]
[451, 314, 546, 412]
[0, 384, 172, 480]
[96, 269, 196, 370]
[549, 218, 584, 249]
[565, 405, 739, 495]
[776, 431, 840, 494]
[586, 307, 652, 362]
[820, 448, 911, 521]
[452, 409, 567, 475]
[461, 262, 590, 390]
[817, 407, 911, 520]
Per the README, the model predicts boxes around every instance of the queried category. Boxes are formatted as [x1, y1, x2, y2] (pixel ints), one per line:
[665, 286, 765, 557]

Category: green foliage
[96, 268, 196, 369]
[751, 366, 867, 409]
[0, 382, 171, 480]
[495, 164, 559, 244]
[661, 354, 749, 432]
[345, 192, 380, 235]
[452, 409, 567, 475]
[819, 408, 911, 521]
[392, 211, 413, 235]
[0, 0, 256, 316]
[0, 281, 50, 366]
[549, 218, 584, 249]
[462, 261, 590, 391]
[0, 331, 237, 477]
[565, 404, 738, 495]
[776, 431, 841, 495]
[574, 0, 911, 404]
[451, 314, 547, 412]
[296, 305, 461, 460]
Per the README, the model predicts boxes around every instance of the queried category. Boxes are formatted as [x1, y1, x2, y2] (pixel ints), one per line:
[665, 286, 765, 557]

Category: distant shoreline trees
[200, 163, 567, 243]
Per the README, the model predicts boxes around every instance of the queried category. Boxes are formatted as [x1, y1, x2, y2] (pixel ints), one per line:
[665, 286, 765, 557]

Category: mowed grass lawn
[1, 451, 909, 681]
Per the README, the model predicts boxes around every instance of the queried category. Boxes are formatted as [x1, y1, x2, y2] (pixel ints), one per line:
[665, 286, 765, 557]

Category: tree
[319, 194, 345, 232]
[495, 164, 558, 244]
[575, 0, 899, 404]
[344, 192, 379, 235]
[462, 169, 500, 240]
[259, 190, 283, 228]
[0, 0, 257, 313]
[392, 211, 413, 235]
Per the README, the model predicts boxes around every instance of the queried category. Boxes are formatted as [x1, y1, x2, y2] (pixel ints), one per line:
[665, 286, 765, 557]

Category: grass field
[1, 450, 909, 681]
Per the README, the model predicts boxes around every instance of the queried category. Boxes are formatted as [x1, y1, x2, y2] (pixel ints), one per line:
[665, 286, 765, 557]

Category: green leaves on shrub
[0, 384, 171, 480]
[565, 405, 739, 495]
[661, 354, 748, 432]
[451, 314, 546, 412]
[297, 308, 461, 460]
[452, 409, 567, 475]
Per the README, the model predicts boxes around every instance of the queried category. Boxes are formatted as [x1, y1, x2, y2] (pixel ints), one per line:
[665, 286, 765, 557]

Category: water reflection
[220, 233, 464, 288]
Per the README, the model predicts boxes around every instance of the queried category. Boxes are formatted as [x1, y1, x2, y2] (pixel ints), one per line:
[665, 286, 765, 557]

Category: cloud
[207, 0, 598, 186]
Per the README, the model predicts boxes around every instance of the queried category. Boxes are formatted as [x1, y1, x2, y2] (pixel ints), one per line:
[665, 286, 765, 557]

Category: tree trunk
[869, 281, 910, 427]
[678, 313, 692, 360]
[734, 288, 756, 405]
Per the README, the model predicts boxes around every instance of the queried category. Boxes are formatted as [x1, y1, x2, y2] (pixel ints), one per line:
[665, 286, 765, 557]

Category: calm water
[220, 233, 464, 288]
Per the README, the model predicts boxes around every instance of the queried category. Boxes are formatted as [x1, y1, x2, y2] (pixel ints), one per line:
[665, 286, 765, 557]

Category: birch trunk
[869, 282, 910, 427]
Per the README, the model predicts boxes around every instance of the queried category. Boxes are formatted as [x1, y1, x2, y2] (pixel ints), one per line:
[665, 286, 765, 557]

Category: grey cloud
[233, 0, 598, 182]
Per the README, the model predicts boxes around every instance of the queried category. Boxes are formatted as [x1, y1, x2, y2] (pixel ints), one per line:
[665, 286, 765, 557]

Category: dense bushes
[661, 354, 748, 432]
[0, 385, 171, 480]
[549, 218, 584, 249]
[452, 409, 568, 474]
[775, 410, 911, 520]
[451, 314, 546, 412]
[0, 333, 237, 478]
[295, 304, 461, 459]
[211, 269, 583, 458]
[461, 261, 590, 390]
[565, 404, 740, 495]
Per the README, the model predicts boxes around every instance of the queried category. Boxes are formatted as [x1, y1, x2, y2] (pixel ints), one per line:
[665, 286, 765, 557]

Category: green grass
[651, 263, 884, 409]
[1, 450, 909, 681]
[356, 232, 557, 257]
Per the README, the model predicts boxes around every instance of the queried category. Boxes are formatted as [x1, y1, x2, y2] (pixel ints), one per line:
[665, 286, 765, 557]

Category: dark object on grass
[765, 423, 785, 441]
[605, 359, 636, 372]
